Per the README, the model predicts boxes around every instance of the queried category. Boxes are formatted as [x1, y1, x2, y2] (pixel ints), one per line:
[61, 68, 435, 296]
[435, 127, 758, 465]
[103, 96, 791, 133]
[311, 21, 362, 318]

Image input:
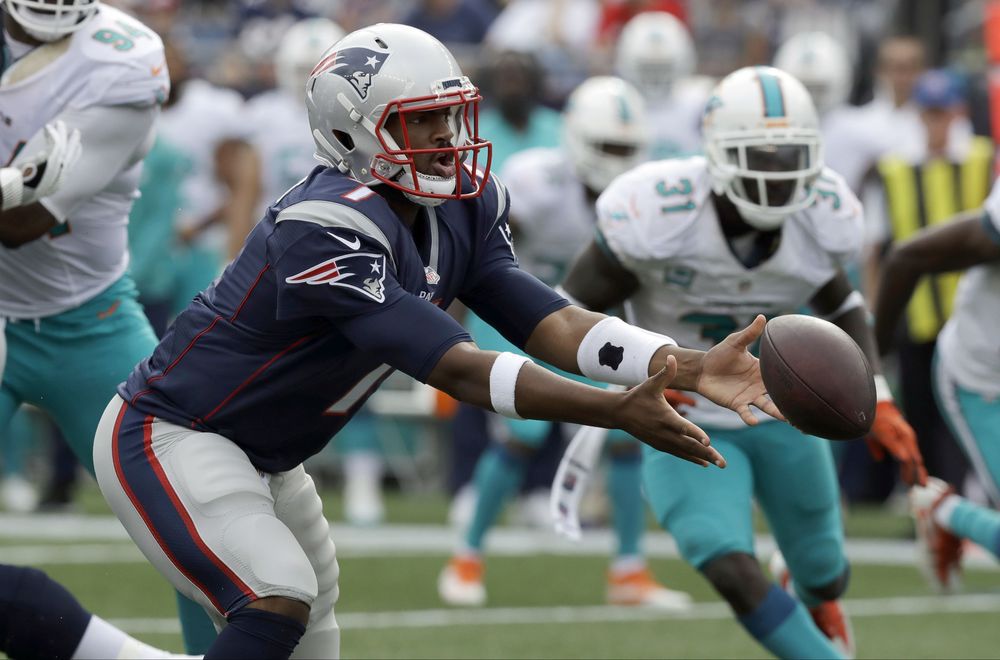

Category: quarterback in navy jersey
[93, 24, 781, 660]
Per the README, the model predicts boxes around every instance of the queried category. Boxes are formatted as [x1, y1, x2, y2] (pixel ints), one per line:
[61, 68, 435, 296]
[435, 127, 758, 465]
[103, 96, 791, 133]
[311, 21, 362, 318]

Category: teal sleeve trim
[981, 211, 1000, 246]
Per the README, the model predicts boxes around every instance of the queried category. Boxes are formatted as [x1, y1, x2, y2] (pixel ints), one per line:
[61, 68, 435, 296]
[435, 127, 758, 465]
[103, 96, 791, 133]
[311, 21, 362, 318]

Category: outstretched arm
[544, 238, 782, 425]
[874, 211, 1000, 354]
[426, 340, 725, 468]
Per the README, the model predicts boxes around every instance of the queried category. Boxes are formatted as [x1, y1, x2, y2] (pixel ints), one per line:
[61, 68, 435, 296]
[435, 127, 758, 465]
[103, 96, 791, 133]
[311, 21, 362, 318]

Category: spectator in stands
[403, 0, 498, 45]
[868, 68, 987, 497]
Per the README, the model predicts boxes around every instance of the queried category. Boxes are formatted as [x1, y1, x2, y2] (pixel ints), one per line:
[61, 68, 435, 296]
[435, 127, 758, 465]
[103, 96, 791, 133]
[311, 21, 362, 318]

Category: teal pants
[642, 421, 846, 589]
[932, 354, 1000, 504]
[0, 277, 157, 475]
[0, 276, 220, 652]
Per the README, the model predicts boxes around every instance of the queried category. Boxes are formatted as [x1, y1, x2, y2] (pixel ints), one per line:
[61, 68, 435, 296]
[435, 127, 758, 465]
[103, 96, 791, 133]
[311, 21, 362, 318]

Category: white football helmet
[702, 66, 823, 230]
[306, 23, 491, 207]
[773, 32, 852, 116]
[2, 0, 98, 42]
[563, 76, 650, 193]
[615, 11, 696, 99]
[275, 18, 345, 102]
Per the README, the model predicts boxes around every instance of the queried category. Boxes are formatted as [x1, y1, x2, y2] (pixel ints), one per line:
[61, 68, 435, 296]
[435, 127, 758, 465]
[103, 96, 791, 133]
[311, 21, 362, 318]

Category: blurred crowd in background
[2, 0, 995, 532]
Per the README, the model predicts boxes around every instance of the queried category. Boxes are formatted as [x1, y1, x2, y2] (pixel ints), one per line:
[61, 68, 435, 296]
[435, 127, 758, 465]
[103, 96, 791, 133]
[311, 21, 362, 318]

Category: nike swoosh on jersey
[327, 232, 361, 250]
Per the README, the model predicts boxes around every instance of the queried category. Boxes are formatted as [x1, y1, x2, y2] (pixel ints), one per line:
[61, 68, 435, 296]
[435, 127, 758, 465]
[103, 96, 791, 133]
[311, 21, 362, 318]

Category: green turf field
[4, 484, 999, 659]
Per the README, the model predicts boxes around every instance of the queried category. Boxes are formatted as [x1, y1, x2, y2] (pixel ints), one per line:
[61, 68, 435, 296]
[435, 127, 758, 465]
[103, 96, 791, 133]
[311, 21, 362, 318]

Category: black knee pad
[0, 564, 90, 660]
[801, 564, 851, 603]
[701, 553, 772, 615]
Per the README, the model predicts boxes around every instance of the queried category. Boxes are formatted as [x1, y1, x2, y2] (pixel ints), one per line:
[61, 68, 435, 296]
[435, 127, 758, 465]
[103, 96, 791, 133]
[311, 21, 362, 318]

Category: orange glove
[865, 400, 927, 486]
[664, 389, 697, 414]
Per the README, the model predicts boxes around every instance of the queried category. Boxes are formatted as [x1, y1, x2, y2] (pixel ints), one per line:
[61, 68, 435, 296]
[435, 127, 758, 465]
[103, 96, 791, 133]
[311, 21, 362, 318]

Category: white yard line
[107, 593, 1000, 634]
[0, 515, 995, 568]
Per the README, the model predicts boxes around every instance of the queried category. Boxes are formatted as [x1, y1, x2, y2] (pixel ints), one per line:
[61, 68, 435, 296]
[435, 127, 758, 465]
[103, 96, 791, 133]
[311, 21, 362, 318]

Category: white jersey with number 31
[0, 4, 168, 318]
[596, 156, 864, 428]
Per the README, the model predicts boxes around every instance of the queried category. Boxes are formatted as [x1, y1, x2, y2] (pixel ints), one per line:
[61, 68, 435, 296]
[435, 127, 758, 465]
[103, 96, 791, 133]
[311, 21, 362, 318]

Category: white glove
[0, 120, 82, 212]
[550, 423, 609, 542]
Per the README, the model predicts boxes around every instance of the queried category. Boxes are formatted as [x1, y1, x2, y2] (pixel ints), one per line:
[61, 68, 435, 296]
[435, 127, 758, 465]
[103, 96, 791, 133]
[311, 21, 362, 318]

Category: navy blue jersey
[120, 167, 568, 472]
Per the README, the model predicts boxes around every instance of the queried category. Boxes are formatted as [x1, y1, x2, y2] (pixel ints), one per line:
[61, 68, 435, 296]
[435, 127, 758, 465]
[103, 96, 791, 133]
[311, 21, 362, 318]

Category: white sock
[610, 554, 646, 575]
[71, 615, 196, 659]
[934, 494, 961, 530]
[344, 451, 383, 481]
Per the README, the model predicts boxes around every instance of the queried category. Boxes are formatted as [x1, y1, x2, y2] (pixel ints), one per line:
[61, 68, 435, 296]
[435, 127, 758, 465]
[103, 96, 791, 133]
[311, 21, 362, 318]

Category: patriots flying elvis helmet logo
[311, 47, 389, 100]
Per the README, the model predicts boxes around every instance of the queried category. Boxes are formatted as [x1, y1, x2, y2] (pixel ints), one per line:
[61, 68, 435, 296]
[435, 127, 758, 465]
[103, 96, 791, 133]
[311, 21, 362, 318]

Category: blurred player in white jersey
[158, 34, 261, 316]
[248, 17, 344, 207]
[772, 31, 867, 194]
[615, 11, 708, 160]
[440, 76, 691, 610]
[0, 0, 216, 653]
[874, 180, 1000, 592]
[558, 67, 926, 659]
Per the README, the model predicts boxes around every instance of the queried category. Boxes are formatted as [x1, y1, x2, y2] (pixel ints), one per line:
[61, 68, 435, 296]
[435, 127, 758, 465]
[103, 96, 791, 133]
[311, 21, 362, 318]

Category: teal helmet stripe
[755, 67, 785, 117]
[617, 93, 631, 122]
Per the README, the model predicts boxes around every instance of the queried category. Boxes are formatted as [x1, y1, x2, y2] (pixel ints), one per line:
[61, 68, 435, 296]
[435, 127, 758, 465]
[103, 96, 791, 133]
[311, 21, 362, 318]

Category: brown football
[759, 314, 876, 440]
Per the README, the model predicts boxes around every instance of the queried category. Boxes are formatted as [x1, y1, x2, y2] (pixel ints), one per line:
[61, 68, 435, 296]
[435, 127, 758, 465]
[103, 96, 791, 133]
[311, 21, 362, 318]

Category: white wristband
[576, 317, 676, 386]
[490, 352, 531, 419]
[874, 374, 893, 402]
[0, 168, 23, 211]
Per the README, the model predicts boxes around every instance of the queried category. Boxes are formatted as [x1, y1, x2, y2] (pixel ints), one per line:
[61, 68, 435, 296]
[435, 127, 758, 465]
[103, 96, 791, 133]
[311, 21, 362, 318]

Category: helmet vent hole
[333, 130, 355, 151]
[375, 37, 388, 49]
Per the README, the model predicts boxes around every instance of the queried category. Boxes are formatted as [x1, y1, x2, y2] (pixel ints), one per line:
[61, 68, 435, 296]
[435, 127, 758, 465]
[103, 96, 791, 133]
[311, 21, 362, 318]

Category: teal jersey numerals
[655, 178, 695, 213]
[92, 20, 151, 51]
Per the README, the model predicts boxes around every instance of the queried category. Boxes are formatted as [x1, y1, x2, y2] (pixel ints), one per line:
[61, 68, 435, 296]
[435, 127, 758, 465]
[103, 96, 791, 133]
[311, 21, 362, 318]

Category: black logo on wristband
[598, 342, 624, 370]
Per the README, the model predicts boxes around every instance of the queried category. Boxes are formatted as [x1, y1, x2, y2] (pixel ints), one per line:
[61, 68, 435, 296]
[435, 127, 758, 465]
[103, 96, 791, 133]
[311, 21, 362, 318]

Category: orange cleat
[606, 566, 692, 610]
[909, 477, 963, 593]
[438, 555, 486, 606]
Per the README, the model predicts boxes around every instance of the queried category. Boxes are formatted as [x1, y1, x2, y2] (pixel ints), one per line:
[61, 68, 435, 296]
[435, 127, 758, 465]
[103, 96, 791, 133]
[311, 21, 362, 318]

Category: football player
[874, 180, 1000, 592]
[248, 18, 389, 528]
[157, 34, 261, 317]
[440, 76, 690, 610]
[558, 66, 925, 659]
[0, 0, 217, 652]
[92, 25, 782, 659]
[614, 11, 709, 160]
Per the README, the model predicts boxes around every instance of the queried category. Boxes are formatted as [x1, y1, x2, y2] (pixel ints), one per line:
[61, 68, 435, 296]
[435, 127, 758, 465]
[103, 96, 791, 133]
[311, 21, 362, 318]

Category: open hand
[696, 315, 785, 425]
[619, 356, 726, 468]
[866, 400, 927, 486]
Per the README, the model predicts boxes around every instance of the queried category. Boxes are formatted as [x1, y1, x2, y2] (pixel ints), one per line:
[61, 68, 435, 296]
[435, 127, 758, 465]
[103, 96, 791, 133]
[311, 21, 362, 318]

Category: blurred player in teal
[439, 76, 691, 610]
[875, 178, 1000, 592]
[0, 0, 216, 651]
[559, 67, 926, 659]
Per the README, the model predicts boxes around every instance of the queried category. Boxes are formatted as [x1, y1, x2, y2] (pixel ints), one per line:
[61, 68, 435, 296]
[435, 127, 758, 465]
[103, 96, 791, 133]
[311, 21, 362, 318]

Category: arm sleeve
[272, 222, 471, 382]
[459, 183, 569, 349]
[18, 104, 158, 222]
